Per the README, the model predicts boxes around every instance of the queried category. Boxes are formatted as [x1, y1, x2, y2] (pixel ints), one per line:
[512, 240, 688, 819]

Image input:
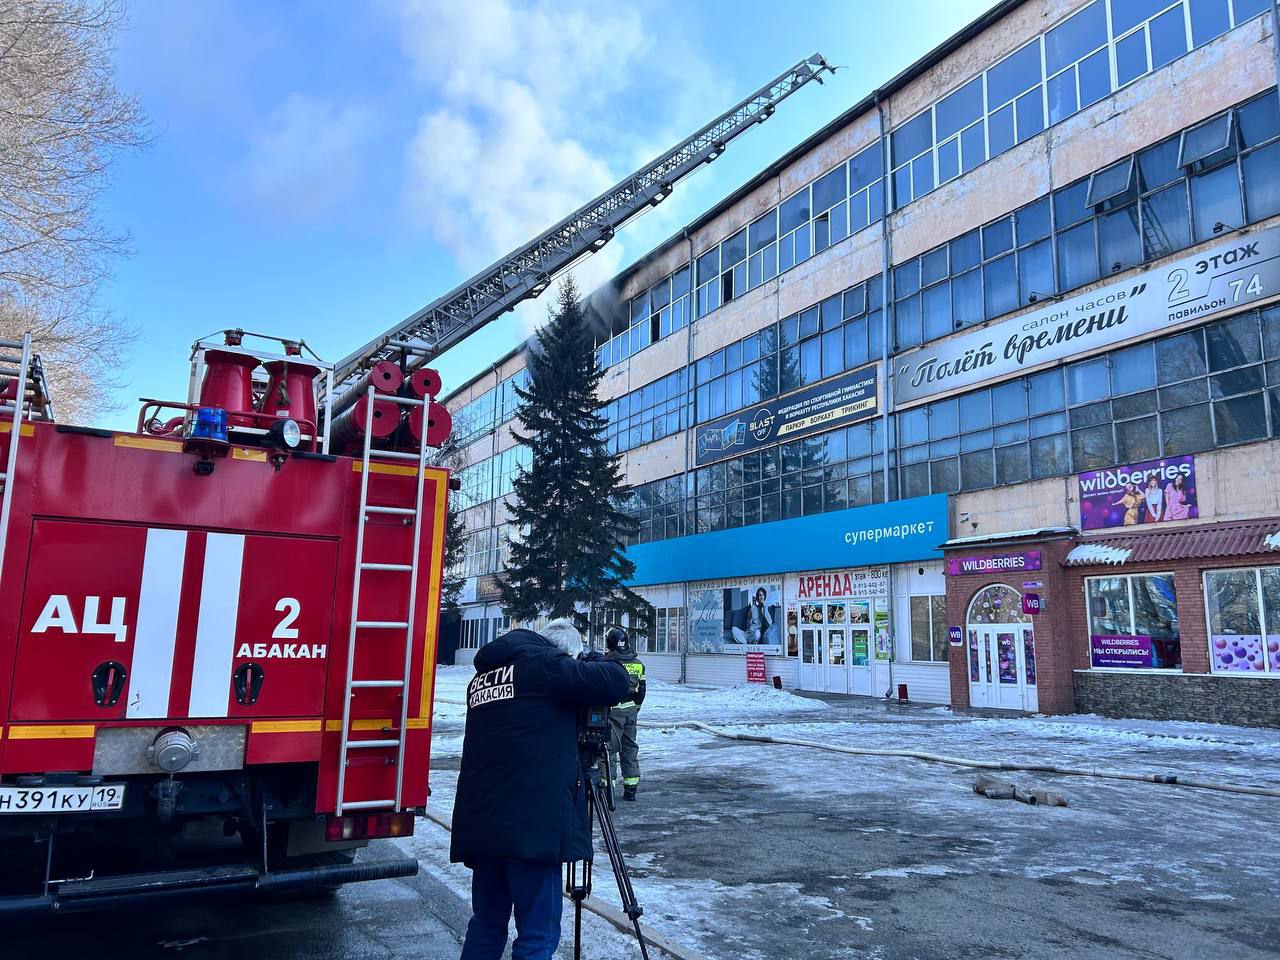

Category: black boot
[623, 785, 637, 801]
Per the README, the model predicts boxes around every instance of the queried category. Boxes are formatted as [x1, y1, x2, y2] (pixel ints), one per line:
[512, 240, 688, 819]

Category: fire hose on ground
[437, 695, 1280, 797]
[638, 719, 1280, 799]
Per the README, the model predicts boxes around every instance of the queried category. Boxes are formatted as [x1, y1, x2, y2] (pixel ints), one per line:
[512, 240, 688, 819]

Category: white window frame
[1202, 565, 1280, 677]
[908, 593, 949, 663]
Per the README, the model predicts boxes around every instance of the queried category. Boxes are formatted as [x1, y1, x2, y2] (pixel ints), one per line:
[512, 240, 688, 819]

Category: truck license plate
[0, 784, 126, 814]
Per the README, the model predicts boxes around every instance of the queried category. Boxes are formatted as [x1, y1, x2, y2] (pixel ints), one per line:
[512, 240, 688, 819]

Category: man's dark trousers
[460, 859, 563, 960]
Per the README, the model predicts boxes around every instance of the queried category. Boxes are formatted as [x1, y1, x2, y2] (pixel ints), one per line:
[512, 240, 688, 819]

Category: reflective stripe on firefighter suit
[607, 651, 646, 788]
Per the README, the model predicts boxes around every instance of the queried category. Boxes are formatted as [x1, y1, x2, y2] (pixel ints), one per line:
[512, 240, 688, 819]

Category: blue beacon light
[190, 406, 229, 443]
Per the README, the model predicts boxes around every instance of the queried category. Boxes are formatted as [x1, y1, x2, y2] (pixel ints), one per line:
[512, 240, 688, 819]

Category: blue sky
[98, 0, 998, 428]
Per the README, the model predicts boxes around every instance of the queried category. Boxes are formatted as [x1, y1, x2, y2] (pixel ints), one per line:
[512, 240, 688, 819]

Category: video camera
[577, 697, 611, 763]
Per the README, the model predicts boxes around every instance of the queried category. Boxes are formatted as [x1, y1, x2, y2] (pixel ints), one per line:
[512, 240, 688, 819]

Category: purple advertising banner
[1078, 456, 1197, 530]
[1090, 634, 1154, 668]
[947, 551, 1043, 576]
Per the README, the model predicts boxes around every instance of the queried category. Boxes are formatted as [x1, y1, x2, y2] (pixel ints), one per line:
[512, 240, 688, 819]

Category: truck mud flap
[0, 857, 419, 916]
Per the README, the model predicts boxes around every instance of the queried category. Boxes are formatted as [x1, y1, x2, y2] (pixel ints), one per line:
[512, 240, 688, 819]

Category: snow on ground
[434, 664, 827, 720]
[425, 664, 1280, 959]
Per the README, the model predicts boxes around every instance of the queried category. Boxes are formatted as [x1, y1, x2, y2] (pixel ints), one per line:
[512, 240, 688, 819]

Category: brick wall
[946, 539, 1280, 724]
[1064, 550, 1280, 726]
[945, 537, 1078, 715]
[1074, 671, 1280, 727]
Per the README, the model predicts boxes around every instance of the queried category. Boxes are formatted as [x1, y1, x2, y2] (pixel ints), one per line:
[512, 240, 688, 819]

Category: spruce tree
[499, 277, 649, 635]
[433, 434, 469, 618]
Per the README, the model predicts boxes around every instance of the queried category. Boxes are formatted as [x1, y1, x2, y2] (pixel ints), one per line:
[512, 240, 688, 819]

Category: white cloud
[394, 0, 653, 330]
[242, 93, 375, 222]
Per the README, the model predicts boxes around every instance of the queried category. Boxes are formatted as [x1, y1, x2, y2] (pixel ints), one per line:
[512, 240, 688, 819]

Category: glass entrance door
[970, 624, 1037, 710]
[966, 584, 1038, 711]
[848, 600, 873, 696]
[799, 624, 825, 691]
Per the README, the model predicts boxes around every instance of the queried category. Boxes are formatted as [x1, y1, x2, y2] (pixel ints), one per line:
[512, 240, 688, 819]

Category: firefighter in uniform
[604, 626, 646, 801]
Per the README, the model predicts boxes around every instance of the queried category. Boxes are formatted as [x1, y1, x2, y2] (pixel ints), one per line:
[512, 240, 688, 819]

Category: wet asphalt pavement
[0, 846, 467, 960]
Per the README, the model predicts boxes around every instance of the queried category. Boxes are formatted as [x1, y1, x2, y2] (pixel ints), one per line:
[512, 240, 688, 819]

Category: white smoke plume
[396, 0, 653, 329]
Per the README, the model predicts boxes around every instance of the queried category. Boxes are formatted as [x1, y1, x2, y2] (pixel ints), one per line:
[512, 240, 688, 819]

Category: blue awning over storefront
[623, 493, 949, 586]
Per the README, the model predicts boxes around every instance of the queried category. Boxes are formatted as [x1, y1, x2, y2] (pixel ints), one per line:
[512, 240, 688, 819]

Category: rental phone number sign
[893, 227, 1280, 407]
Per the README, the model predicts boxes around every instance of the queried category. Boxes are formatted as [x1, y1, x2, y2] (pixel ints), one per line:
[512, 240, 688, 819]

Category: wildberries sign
[1078, 456, 1197, 530]
[946, 551, 1042, 576]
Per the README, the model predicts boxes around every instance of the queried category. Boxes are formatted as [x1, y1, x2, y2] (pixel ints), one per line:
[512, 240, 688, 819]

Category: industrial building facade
[444, 0, 1280, 725]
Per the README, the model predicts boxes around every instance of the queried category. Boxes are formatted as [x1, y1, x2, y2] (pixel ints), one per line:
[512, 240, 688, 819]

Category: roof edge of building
[600, 0, 1030, 292]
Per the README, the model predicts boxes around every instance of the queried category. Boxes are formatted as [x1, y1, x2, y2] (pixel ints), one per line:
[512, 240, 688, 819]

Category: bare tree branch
[0, 0, 145, 416]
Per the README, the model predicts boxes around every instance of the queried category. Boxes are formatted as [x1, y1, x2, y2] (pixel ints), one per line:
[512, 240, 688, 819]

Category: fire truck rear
[0, 331, 452, 913]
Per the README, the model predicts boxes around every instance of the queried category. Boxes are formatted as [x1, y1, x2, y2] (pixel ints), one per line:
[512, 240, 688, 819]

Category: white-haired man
[451, 619, 629, 960]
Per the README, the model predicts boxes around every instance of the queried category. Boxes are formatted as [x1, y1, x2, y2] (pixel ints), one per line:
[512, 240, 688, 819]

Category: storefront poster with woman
[1077, 456, 1197, 530]
[686, 579, 783, 654]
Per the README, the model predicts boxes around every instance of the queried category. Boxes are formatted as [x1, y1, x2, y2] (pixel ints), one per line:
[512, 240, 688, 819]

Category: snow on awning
[940, 527, 1076, 549]
[1064, 518, 1280, 567]
[1064, 544, 1132, 566]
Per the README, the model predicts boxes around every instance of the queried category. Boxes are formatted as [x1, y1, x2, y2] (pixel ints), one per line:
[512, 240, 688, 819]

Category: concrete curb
[420, 808, 710, 960]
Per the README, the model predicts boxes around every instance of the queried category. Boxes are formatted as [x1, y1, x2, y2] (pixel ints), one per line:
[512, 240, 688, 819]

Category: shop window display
[1204, 566, 1280, 674]
[1086, 573, 1181, 668]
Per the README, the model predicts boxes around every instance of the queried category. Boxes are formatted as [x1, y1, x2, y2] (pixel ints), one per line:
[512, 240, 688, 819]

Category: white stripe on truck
[188, 533, 245, 718]
[125, 528, 188, 719]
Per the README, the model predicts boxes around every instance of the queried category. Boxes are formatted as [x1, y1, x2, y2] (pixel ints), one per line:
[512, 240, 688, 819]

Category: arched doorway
[965, 583, 1038, 711]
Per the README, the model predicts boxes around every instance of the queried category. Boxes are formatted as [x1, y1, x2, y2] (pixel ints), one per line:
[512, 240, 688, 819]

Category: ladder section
[328, 54, 834, 404]
[0, 334, 33, 592]
[335, 387, 432, 815]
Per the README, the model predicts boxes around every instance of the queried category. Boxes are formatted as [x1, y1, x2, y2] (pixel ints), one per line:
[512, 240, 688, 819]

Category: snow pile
[641, 679, 828, 722]
[430, 665, 827, 724]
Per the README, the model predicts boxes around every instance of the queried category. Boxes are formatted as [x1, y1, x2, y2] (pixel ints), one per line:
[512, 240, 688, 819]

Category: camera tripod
[565, 749, 650, 960]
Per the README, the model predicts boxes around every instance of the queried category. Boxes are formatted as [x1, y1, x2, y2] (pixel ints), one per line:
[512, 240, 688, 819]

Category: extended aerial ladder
[325, 54, 835, 414]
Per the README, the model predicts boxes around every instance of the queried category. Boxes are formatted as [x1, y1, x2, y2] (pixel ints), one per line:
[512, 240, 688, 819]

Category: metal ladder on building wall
[335, 386, 432, 815]
[0, 334, 34, 591]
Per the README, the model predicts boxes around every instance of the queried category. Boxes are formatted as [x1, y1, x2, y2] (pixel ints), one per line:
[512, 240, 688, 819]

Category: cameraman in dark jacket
[451, 618, 630, 960]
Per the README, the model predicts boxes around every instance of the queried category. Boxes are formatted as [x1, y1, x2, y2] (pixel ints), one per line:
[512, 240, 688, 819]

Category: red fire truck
[0, 55, 831, 914]
[0, 330, 454, 911]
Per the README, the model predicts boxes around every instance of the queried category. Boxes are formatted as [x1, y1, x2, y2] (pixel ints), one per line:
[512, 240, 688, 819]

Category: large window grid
[627, 302, 1280, 546]
[692, 276, 883, 426]
[892, 197, 1052, 349]
[889, 0, 1269, 209]
[694, 327, 779, 426]
[690, 418, 891, 535]
[599, 142, 885, 371]
[462, 526, 501, 578]
[598, 266, 692, 371]
[455, 444, 531, 509]
[602, 369, 691, 455]
[898, 305, 1280, 498]
[891, 87, 1280, 349]
[460, 615, 512, 651]
[623, 475, 690, 545]
[453, 368, 530, 447]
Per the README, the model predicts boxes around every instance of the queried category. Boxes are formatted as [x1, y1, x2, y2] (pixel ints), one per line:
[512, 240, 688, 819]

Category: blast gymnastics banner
[1077, 456, 1197, 530]
[694, 364, 879, 467]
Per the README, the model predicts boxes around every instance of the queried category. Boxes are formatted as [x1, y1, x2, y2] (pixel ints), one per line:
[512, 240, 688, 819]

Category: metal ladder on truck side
[335, 386, 431, 815]
[0, 334, 34, 591]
